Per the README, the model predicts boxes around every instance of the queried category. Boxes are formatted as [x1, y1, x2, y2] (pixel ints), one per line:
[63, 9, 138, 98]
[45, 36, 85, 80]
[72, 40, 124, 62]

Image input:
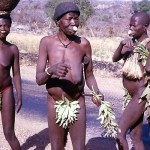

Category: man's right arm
[36, 37, 51, 85]
[112, 42, 124, 62]
[112, 38, 134, 62]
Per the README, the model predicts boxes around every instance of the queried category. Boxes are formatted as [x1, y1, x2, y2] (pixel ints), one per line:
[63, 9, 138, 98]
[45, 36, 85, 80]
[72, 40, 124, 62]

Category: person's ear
[55, 20, 60, 27]
[145, 24, 148, 29]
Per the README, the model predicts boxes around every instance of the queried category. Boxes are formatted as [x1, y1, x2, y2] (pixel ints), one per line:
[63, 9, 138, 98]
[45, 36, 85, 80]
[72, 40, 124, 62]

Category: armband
[45, 67, 52, 76]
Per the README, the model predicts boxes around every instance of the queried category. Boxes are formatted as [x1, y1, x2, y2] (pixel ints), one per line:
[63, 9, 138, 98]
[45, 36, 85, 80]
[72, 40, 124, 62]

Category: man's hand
[121, 38, 135, 55]
[91, 91, 104, 107]
[83, 92, 104, 106]
[121, 38, 133, 47]
[50, 62, 71, 78]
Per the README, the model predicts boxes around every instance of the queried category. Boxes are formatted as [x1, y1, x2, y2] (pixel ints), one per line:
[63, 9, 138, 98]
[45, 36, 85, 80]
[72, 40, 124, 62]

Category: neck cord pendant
[57, 34, 72, 48]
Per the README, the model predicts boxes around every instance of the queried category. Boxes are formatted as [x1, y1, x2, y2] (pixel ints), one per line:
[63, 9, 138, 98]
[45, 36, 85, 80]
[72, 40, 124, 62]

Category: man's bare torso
[45, 35, 86, 100]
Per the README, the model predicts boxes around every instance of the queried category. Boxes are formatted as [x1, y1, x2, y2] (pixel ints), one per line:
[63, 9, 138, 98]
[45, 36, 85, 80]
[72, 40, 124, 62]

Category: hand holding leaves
[91, 87, 104, 106]
[91, 88, 118, 138]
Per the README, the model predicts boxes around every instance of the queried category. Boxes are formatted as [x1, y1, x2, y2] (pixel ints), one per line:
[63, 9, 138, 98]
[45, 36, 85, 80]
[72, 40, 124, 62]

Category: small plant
[54, 96, 80, 129]
[91, 89, 118, 138]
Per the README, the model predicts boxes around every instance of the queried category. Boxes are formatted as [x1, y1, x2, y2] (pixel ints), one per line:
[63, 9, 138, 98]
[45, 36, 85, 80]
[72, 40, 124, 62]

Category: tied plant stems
[84, 88, 118, 138]
[54, 96, 80, 129]
[134, 43, 149, 66]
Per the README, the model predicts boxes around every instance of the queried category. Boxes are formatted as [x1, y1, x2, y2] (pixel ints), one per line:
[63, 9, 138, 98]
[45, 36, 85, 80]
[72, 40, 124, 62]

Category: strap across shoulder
[140, 38, 150, 46]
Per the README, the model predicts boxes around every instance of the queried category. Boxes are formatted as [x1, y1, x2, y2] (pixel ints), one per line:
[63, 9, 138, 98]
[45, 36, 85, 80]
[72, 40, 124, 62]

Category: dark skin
[36, 12, 103, 150]
[113, 12, 150, 150]
[0, 18, 22, 150]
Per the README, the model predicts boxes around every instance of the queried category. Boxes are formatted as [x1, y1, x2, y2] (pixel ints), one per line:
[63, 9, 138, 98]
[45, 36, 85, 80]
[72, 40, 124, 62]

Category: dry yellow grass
[88, 37, 122, 62]
[7, 32, 122, 62]
[7, 32, 44, 54]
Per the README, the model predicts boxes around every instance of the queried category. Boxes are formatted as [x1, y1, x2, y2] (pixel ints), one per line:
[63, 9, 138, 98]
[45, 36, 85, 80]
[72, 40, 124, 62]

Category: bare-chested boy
[0, 14, 22, 150]
[36, 2, 103, 150]
[113, 12, 150, 150]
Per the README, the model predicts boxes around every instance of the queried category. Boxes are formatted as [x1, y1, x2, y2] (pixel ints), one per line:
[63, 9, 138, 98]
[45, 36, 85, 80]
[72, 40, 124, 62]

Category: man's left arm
[83, 38, 103, 106]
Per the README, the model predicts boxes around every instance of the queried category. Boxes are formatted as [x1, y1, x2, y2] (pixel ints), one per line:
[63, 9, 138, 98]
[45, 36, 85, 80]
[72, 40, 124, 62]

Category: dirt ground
[0, 58, 150, 150]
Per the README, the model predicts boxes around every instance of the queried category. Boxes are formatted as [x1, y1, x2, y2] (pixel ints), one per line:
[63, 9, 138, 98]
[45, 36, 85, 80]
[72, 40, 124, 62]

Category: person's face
[57, 12, 79, 35]
[0, 18, 11, 39]
[129, 16, 146, 39]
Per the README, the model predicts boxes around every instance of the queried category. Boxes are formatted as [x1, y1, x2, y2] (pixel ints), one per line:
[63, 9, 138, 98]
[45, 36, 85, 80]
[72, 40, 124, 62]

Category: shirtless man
[113, 12, 150, 150]
[0, 14, 22, 150]
[36, 2, 103, 150]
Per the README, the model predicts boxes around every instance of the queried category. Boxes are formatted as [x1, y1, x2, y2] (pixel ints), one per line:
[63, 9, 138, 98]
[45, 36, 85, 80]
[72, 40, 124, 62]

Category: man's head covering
[54, 2, 80, 21]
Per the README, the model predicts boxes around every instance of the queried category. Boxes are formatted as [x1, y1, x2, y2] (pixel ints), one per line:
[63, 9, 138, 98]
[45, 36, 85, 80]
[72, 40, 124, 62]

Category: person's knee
[73, 145, 85, 150]
[51, 145, 64, 150]
[51, 141, 65, 150]
[72, 140, 85, 150]
[3, 128, 15, 141]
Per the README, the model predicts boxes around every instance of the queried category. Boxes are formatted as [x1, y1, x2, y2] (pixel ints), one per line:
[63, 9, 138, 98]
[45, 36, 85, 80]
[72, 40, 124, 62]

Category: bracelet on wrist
[45, 67, 52, 76]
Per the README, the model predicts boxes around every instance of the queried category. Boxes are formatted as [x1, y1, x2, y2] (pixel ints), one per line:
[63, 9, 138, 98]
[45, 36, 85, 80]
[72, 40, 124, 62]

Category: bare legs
[116, 89, 146, 150]
[1, 86, 21, 150]
[130, 118, 144, 150]
[69, 98, 86, 150]
[47, 95, 86, 150]
[47, 98, 66, 150]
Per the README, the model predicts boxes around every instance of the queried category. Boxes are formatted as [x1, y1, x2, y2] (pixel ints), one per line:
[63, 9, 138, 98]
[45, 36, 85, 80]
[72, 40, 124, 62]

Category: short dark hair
[0, 13, 12, 25]
[132, 11, 150, 26]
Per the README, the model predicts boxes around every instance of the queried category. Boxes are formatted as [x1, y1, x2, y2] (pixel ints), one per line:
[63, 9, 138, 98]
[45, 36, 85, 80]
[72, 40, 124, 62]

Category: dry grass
[7, 32, 44, 54]
[87, 37, 122, 62]
[7, 32, 122, 62]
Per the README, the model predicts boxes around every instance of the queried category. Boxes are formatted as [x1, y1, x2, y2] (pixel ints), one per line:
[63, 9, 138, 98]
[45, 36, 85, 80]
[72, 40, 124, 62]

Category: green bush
[132, 0, 150, 13]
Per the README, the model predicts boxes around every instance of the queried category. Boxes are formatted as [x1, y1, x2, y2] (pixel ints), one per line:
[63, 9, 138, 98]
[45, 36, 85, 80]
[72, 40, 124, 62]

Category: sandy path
[0, 65, 150, 150]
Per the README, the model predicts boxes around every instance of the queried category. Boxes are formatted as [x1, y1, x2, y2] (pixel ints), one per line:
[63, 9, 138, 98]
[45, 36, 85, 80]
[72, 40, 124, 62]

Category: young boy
[0, 14, 22, 150]
[113, 12, 150, 150]
[36, 2, 103, 149]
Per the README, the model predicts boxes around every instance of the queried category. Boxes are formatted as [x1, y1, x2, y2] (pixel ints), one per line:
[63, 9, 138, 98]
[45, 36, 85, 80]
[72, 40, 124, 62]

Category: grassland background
[7, 32, 122, 62]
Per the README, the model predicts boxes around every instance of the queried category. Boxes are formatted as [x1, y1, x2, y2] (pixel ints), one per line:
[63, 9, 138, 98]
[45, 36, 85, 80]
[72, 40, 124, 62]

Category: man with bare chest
[113, 12, 150, 150]
[36, 2, 103, 150]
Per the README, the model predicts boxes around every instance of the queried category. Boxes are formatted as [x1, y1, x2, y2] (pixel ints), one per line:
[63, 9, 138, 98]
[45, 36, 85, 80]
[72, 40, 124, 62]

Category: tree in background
[45, 0, 94, 30]
[132, 0, 150, 13]
[74, 0, 94, 25]
[11, 1, 48, 33]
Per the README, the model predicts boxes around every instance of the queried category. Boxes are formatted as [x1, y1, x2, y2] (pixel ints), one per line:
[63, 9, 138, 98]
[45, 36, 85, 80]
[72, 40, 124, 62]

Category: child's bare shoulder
[8, 43, 19, 55]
